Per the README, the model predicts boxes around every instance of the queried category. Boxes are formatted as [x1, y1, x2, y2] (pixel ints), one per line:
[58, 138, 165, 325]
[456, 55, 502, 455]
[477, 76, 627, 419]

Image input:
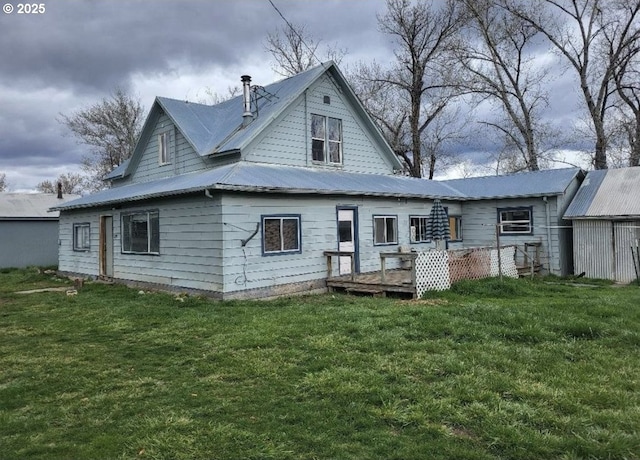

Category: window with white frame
[262, 215, 301, 254]
[410, 216, 430, 243]
[498, 207, 532, 234]
[122, 210, 160, 254]
[73, 223, 90, 251]
[374, 215, 397, 245]
[158, 132, 170, 165]
[311, 114, 342, 164]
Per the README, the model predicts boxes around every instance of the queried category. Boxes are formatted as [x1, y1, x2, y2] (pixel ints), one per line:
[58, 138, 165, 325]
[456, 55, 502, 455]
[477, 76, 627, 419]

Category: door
[100, 216, 114, 278]
[337, 208, 358, 275]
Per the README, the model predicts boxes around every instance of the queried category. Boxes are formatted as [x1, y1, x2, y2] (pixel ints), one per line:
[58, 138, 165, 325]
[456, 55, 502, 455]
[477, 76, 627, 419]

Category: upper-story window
[158, 132, 171, 165]
[311, 114, 342, 164]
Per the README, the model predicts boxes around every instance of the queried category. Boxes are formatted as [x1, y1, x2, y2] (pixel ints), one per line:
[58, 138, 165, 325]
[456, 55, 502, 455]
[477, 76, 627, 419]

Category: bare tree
[457, 0, 554, 172]
[609, 0, 640, 166]
[0, 172, 7, 192]
[265, 23, 346, 77]
[505, 0, 640, 170]
[355, 0, 466, 178]
[59, 88, 143, 191]
[36, 173, 85, 195]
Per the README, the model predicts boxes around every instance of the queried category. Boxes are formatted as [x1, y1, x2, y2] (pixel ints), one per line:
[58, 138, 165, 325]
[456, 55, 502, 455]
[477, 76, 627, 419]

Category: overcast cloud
[0, 0, 587, 191]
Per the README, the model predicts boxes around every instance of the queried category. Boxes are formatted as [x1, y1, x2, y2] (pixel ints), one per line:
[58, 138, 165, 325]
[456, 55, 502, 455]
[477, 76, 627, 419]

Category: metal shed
[564, 167, 640, 282]
[0, 193, 80, 268]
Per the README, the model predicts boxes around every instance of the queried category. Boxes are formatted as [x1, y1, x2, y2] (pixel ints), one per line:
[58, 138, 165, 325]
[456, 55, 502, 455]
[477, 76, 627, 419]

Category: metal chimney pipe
[57, 181, 63, 199]
[241, 75, 252, 127]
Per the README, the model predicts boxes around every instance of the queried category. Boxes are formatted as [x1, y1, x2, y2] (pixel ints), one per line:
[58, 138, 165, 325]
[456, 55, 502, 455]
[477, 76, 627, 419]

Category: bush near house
[1, 269, 639, 459]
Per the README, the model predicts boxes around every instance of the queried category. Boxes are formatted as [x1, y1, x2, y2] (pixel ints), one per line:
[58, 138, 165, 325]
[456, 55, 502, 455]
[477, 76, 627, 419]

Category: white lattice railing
[415, 246, 518, 297]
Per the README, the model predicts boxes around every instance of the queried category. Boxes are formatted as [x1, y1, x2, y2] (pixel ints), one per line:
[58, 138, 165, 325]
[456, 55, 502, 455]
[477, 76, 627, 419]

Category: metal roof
[51, 163, 582, 212]
[111, 62, 403, 183]
[52, 162, 466, 211]
[564, 167, 640, 219]
[441, 167, 583, 200]
[1, 193, 81, 219]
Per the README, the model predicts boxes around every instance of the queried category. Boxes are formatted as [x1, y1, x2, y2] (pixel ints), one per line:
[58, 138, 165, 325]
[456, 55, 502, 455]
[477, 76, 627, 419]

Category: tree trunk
[631, 121, 640, 167]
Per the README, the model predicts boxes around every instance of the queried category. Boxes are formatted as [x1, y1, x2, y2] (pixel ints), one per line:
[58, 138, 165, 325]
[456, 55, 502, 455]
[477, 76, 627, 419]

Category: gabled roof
[52, 162, 464, 211]
[441, 167, 584, 200]
[1, 193, 81, 219]
[113, 62, 403, 181]
[564, 166, 640, 219]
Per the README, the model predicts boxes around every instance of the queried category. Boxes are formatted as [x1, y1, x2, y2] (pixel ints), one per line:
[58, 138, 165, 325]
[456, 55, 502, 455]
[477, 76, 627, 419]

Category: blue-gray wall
[0, 220, 59, 268]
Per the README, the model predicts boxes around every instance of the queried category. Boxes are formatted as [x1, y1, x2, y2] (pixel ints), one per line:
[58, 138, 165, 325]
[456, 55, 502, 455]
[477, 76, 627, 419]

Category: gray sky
[0, 0, 586, 191]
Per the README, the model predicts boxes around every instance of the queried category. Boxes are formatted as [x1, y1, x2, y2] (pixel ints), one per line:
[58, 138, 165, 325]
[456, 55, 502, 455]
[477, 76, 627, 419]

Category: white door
[338, 209, 355, 274]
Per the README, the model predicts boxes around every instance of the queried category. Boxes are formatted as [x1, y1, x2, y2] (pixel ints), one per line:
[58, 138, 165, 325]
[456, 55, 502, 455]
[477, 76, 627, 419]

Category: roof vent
[241, 75, 252, 127]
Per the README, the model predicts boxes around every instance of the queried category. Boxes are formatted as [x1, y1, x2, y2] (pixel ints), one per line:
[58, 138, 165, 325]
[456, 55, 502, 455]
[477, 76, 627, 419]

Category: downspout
[543, 196, 553, 274]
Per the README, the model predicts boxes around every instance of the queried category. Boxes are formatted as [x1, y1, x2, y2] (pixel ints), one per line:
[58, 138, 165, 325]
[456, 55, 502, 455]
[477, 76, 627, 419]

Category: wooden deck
[326, 269, 416, 298]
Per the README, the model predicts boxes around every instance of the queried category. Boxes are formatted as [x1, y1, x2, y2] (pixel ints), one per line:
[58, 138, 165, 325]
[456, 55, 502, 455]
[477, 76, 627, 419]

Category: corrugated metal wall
[574, 220, 614, 279]
[574, 220, 640, 282]
[614, 221, 640, 283]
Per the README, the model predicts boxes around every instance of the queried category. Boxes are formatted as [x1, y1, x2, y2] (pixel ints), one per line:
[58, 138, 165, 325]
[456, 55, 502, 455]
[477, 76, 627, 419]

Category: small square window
[410, 216, 430, 243]
[73, 223, 90, 251]
[122, 210, 160, 254]
[374, 215, 397, 245]
[262, 215, 301, 255]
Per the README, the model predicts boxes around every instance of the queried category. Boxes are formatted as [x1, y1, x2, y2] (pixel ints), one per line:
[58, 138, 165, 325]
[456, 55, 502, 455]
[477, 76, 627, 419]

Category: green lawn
[1, 268, 639, 459]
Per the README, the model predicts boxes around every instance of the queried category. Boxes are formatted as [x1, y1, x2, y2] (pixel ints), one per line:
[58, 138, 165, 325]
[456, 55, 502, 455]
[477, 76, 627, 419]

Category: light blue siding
[244, 75, 396, 175]
[460, 196, 568, 275]
[130, 113, 209, 183]
[219, 194, 456, 295]
[59, 194, 224, 292]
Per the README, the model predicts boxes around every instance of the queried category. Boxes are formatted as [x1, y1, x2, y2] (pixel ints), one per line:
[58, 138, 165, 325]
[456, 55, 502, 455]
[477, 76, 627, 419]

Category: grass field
[1, 268, 639, 459]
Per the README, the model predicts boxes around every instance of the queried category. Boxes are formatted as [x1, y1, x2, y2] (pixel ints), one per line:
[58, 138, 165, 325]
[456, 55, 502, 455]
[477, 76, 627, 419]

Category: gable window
[374, 215, 397, 245]
[410, 216, 430, 243]
[262, 215, 301, 255]
[311, 114, 342, 164]
[73, 223, 91, 251]
[498, 207, 532, 235]
[122, 210, 160, 254]
[158, 132, 170, 165]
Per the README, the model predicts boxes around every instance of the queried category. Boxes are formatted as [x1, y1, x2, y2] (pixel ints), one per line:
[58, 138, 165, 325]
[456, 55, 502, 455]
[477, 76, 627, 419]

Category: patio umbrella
[426, 199, 451, 250]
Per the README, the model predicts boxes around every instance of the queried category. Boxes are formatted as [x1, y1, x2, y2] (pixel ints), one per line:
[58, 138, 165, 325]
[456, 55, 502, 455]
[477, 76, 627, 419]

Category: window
[311, 114, 342, 164]
[262, 215, 301, 255]
[158, 132, 170, 165]
[374, 215, 397, 245]
[449, 216, 463, 241]
[498, 207, 532, 235]
[410, 216, 430, 243]
[122, 210, 160, 254]
[73, 223, 90, 251]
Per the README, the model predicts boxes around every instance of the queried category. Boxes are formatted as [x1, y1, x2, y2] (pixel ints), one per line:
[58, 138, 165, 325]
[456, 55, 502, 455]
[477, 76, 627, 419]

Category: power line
[266, 0, 327, 70]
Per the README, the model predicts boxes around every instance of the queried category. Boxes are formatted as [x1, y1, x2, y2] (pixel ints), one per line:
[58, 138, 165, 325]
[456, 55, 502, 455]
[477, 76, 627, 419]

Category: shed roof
[564, 166, 640, 219]
[51, 163, 582, 212]
[1, 193, 81, 219]
[442, 167, 583, 200]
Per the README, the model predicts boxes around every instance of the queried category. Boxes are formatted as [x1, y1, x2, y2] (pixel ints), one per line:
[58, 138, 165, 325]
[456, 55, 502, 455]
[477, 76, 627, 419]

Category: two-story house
[52, 62, 584, 299]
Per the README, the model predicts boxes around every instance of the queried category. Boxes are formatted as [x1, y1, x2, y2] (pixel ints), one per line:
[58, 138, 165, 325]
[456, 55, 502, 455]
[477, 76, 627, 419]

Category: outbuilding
[0, 192, 80, 268]
[564, 166, 640, 283]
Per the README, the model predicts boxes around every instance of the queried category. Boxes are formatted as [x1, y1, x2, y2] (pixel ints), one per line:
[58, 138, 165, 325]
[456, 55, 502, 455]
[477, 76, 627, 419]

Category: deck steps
[345, 287, 385, 297]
